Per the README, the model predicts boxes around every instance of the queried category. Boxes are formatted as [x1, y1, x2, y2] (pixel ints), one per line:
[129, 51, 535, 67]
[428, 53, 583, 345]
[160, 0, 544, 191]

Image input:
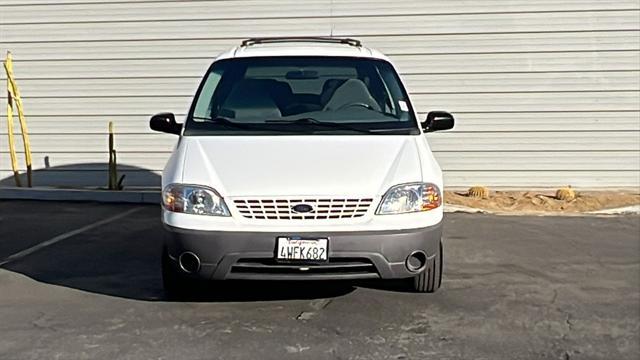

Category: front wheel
[412, 240, 443, 293]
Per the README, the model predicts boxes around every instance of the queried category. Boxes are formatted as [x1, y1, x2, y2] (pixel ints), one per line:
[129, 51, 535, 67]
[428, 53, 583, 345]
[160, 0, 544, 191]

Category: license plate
[276, 237, 328, 261]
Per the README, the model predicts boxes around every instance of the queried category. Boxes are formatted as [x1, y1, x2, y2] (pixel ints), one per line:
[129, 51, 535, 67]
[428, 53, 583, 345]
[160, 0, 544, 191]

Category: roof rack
[241, 37, 362, 48]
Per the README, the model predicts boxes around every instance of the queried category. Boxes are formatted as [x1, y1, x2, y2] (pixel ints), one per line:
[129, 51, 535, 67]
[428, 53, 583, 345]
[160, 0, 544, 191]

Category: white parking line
[0, 207, 143, 267]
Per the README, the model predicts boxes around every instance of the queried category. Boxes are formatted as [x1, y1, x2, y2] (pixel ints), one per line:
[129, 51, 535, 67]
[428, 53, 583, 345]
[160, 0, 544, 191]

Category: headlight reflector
[376, 183, 442, 215]
[162, 184, 230, 216]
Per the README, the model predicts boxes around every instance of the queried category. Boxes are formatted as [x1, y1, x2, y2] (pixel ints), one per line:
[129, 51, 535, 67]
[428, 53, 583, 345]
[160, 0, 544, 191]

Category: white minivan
[150, 37, 455, 297]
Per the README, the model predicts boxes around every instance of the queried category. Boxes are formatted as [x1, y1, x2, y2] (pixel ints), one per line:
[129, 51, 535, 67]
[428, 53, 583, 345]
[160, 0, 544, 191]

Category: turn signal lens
[422, 184, 442, 210]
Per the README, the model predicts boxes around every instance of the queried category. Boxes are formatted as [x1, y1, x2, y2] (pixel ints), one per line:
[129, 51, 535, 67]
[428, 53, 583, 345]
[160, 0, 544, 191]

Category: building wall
[1, 0, 639, 188]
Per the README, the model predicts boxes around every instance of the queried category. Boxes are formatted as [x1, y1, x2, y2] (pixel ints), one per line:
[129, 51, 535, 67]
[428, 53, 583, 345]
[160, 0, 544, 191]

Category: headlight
[162, 184, 230, 216]
[376, 183, 442, 215]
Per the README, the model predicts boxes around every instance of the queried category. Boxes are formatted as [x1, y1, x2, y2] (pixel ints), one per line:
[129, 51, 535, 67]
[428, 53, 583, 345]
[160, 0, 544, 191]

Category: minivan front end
[150, 39, 454, 296]
[161, 138, 444, 282]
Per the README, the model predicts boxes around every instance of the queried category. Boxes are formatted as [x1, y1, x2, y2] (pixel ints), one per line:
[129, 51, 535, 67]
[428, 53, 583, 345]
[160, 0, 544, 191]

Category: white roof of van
[216, 38, 389, 62]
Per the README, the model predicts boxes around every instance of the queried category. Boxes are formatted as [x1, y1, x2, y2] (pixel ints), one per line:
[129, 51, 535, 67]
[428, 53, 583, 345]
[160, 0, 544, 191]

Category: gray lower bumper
[163, 222, 442, 280]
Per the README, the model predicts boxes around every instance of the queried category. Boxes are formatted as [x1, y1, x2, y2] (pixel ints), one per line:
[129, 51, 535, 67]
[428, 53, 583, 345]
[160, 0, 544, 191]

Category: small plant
[555, 186, 576, 201]
[108, 121, 125, 190]
[467, 186, 490, 199]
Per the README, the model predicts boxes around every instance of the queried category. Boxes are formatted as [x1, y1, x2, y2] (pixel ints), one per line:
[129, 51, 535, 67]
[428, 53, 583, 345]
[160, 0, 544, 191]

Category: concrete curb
[0, 187, 161, 204]
[443, 206, 640, 216]
[443, 204, 489, 214]
[586, 205, 640, 215]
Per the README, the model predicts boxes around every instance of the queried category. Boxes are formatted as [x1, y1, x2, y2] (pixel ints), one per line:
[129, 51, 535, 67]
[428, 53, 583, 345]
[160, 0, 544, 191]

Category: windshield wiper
[194, 116, 415, 134]
[192, 116, 270, 130]
[369, 127, 419, 134]
[265, 118, 373, 134]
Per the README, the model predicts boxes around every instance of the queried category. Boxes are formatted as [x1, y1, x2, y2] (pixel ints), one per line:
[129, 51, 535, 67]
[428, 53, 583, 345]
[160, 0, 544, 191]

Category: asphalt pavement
[0, 200, 638, 360]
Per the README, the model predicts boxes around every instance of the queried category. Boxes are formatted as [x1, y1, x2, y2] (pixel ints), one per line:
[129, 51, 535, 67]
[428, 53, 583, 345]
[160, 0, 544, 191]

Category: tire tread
[412, 240, 443, 293]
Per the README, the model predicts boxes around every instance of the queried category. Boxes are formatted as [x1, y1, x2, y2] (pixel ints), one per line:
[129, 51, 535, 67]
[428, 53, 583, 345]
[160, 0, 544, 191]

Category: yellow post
[4, 52, 21, 186]
[4, 52, 33, 187]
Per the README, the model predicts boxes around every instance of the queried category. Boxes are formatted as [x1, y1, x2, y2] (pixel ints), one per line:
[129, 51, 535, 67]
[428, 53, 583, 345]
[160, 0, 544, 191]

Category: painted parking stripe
[0, 207, 143, 267]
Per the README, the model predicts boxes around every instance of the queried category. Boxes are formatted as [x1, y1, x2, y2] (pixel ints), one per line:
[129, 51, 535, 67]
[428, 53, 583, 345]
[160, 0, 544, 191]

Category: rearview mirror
[150, 112, 182, 135]
[422, 111, 454, 132]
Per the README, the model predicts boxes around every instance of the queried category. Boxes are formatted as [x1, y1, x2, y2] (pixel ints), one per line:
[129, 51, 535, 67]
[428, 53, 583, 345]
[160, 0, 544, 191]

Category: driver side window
[193, 69, 223, 120]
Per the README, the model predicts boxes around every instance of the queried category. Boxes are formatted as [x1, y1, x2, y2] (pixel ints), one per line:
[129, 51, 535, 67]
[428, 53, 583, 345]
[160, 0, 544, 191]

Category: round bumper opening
[178, 251, 201, 274]
[405, 250, 427, 273]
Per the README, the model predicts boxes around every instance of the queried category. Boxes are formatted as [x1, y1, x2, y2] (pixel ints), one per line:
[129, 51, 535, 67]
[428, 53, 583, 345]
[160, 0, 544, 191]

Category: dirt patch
[445, 190, 640, 213]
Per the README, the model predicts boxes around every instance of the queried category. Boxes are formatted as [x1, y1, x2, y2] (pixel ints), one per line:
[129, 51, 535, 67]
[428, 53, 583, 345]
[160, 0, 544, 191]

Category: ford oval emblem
[292, 204, 313, 213]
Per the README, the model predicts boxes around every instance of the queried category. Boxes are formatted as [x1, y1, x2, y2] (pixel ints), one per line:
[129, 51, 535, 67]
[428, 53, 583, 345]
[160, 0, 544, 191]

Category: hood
[180, 136, 423, 197]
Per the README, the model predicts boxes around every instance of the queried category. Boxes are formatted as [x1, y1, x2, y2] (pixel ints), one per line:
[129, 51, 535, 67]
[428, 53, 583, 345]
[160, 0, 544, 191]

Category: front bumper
[163, 222, 442, 280]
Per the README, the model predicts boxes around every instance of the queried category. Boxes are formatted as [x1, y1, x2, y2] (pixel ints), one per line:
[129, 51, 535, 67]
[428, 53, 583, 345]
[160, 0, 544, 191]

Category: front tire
[412, 240, 443, 293]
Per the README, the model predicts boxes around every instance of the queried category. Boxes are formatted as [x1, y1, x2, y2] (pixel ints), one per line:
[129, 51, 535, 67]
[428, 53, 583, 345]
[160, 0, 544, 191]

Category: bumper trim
[163, 222, 442, 280]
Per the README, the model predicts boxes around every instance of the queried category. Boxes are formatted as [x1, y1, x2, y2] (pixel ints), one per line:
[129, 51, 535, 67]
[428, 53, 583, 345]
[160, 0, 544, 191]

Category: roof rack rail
[241, 37, 362, 47]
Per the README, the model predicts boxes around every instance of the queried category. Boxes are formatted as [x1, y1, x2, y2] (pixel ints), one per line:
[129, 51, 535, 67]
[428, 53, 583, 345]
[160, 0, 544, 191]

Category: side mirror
[150, 112, 182, 135]
[422, 111, 455, 132]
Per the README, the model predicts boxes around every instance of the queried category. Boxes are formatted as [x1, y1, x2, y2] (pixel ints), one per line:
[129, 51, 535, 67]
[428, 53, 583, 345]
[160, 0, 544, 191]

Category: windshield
[184, 56, 419, 135]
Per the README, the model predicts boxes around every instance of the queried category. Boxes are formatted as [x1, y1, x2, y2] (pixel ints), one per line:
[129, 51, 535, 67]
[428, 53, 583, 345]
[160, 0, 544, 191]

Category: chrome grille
[233, 198, 373, 220]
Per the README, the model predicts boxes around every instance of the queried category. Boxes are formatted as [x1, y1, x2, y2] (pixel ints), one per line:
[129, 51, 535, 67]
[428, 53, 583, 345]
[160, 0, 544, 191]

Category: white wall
[1, 0, 639, 188]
